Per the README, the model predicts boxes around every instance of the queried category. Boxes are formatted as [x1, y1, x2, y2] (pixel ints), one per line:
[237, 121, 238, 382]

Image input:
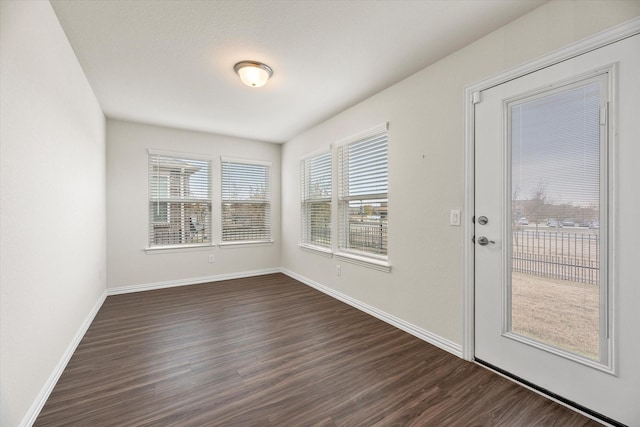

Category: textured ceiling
[51, 0, 546, 143]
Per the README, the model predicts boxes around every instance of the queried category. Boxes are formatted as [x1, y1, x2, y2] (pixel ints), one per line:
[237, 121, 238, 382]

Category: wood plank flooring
[35, 273, 601, 426]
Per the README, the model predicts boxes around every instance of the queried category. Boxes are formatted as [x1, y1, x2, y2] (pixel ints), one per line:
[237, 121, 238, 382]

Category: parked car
[561, 219, 576, 227]
[589, 220, 600, 229]
[516, 217, 529, 225]
[547, 219, 562, 228]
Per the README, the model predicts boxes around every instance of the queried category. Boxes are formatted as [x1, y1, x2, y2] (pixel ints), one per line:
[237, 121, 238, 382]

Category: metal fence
[309, 225, 331, 247]
[348, 221, 388, 255]
[512, 230, 599, 284]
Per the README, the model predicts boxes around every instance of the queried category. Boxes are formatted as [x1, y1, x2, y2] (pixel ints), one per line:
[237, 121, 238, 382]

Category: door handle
[477, 236, 495, 246]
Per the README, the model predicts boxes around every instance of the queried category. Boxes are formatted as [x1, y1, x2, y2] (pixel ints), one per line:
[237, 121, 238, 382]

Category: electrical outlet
[208, 254, 215, 263]
[336, 265, 341, 277]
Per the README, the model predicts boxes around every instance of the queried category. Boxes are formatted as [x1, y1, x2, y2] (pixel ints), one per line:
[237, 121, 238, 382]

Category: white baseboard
[281, 268, 463, 358]
[107, 268, 281, 295]
[21, 290, 107, 427]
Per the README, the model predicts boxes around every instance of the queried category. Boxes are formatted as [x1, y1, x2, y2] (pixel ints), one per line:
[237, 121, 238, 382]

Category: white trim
[334, 122, 388, 148]
[218, 240, 274, 248]
[466, 17, 640, 96]
[335, 251, 391, 273]
[281, 268, 462, 358]
[20, 291, 107, 427]
[462, 86, 475, 361]
[300, 146, 331, 161]
[462, 16, 640, 363]
[145, 243, 215, 254]
[605, 61, 618, 377]
[502, 332, 615, 375]
[107, 268, 280, 295]
[220, 156, 272, 167]
[147, 147, 212, 162]
[299, 243, 334, 257]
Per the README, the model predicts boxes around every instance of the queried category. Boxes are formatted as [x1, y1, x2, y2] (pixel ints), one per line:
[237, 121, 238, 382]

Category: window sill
[335, 251, 391, 272]
[145, 244, 215, 254]
[299, 244, 334, 258]
[219, 240, 274, 248]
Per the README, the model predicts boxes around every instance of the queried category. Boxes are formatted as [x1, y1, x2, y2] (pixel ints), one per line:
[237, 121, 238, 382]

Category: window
[221, 158, 271, 243]
[150, 175, 169, 223]
[301, 151, 332, 249]
[337, 125, 388, 259]
[148, 150, 212, 247]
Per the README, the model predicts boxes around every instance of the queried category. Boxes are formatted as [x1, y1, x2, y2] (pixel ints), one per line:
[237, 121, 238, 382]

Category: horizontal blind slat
[337, 131, 388, 256]
[301, 151, 332, 247]
[149, 153, 212, 247]
[222, 160, 271, 242]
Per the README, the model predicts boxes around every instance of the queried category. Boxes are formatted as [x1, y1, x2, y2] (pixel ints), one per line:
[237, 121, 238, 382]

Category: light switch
[450, 210, 461, 226]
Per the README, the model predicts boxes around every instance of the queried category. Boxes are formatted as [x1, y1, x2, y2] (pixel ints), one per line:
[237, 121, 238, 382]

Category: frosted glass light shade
[234, 61, 273, 88]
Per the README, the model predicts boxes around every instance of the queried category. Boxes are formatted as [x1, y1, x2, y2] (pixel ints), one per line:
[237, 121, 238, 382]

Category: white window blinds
[301, 152, 332, 248]
[337, 129, 388, 257]
[221, 159, 271, 242]
[148, 151, 212, 247]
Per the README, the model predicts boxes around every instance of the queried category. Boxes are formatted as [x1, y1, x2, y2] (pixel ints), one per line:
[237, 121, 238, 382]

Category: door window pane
[509, 78, 605, 362]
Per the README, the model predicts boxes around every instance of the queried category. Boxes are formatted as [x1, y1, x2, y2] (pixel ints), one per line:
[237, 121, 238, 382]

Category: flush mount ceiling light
[233, 61, 273, 88]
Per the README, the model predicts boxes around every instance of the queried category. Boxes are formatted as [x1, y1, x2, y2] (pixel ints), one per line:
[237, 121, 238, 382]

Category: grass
[511, 271, 600, 360]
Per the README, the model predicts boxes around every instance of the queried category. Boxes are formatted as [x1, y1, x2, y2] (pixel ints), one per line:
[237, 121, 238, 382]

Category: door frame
[462, 17, 640, 362]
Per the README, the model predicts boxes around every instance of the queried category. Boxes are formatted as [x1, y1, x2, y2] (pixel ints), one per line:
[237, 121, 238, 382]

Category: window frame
[335, 123, 390, 271]
[150, 174, 170, 224]
[300, 150, 332, 251]
[220, 157, 272, 245]
[147, 149, 213, 251]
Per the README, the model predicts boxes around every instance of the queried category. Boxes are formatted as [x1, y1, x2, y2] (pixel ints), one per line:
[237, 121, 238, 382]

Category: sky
[511, 81, 601, 208]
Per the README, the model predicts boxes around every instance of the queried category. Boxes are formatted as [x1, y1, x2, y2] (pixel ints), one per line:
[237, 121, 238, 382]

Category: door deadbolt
[477, 216, 488, 225]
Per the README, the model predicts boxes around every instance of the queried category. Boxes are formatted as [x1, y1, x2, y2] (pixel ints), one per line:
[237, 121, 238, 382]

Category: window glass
[148, 152, 211, 247]
[221, 160, 271, 242]
[337, 131, 388, 258]
[301, 152, 332, 248]
[509, 79, 604, 361]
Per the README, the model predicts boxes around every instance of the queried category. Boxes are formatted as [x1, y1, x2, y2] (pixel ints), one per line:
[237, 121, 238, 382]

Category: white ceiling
[51, 0, 546, 143]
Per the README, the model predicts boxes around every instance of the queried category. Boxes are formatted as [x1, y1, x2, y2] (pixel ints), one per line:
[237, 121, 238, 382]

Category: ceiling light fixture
[233, 61, 273, 88]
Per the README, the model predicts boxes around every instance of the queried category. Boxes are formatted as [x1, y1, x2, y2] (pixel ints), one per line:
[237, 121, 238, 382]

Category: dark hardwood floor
[36, 273, 601, 426]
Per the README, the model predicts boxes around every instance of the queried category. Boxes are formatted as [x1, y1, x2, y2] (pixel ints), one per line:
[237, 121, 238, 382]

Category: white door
[474, 34, 640, 425]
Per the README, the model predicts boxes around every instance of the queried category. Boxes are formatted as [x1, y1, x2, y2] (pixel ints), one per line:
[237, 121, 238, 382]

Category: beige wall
[106, 119, 282, 289]
[3, 1, 639, 425]
[280, 1, 640, 348]
[0, 2, 107, 426]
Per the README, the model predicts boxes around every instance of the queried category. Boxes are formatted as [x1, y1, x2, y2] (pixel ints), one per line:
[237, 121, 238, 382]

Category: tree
[525, 181, 549, 224]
